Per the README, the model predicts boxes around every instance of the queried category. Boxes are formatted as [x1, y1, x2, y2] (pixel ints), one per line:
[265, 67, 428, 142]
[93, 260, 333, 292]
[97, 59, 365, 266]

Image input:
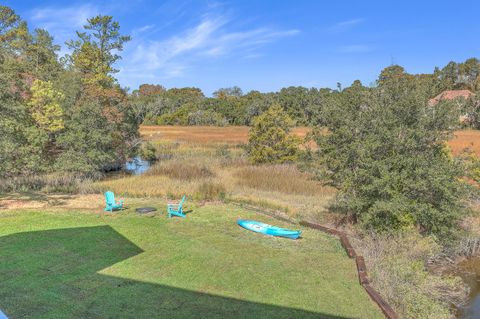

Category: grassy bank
[94, 125, 480, 319]
[0, 205, 383, 318]
[94, 135, 336, 223]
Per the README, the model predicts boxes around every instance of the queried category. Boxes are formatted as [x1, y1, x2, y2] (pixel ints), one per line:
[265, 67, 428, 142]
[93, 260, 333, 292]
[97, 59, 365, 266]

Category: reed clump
[234, 164, 334, 196]
[147, 161, 215, 181]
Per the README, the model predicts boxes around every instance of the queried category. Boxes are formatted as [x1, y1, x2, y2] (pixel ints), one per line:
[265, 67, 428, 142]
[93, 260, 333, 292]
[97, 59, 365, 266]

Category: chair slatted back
[178, 195, 186, 213]
[105, 191, 115, 206]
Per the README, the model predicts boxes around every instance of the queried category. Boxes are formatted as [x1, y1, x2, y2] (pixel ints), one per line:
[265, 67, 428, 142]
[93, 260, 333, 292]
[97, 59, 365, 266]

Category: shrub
[139, 142, 157, 162]
[247, 104, 299, 164]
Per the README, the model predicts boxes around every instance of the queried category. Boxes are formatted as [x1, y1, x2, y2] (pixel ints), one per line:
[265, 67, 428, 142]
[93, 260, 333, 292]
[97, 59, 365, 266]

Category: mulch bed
[135, 207, 157, 214]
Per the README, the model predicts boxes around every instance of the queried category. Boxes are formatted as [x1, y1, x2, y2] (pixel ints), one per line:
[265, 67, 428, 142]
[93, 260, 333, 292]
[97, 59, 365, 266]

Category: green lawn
[0, 202, 383, 319]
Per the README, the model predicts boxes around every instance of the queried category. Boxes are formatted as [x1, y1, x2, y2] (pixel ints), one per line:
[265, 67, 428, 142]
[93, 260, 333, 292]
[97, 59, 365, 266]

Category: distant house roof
[428, 89, 474, 106]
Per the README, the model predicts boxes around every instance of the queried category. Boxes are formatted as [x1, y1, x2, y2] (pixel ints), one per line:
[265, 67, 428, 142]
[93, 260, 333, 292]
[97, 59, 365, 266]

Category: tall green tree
[28, 29, 61, 80]
[56, 15, 138, 174]
[276, 86, 311, 124]
[0, 6, 55, 179]
[67, 15, 130, 100]
[315, 72, 466, 238]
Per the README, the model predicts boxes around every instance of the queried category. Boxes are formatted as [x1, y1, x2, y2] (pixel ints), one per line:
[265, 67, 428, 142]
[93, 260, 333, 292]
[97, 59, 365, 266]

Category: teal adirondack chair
[167, 195, 186, 218]
[104, 191, 124, 212]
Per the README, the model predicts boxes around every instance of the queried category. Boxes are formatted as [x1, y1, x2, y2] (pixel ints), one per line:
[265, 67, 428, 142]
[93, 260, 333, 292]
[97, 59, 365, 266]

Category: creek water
[456, 257, 480, 318]
[105, 156, 152, 178]
[124, 156, 151, 175]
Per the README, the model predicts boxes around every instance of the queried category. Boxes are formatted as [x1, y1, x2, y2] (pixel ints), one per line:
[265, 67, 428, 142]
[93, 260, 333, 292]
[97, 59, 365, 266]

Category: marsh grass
[234, 164, 335, 196]
[196, 181, 226, 200]
[147, 161, 215, 181]
[94, 136, 336, 223]
[140, 125, 311, 144]
[0, 173, 97, 194]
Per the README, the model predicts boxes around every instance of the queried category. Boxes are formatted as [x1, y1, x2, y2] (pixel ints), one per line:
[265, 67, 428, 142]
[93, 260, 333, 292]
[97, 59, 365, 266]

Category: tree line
[132, 59, 480, 129]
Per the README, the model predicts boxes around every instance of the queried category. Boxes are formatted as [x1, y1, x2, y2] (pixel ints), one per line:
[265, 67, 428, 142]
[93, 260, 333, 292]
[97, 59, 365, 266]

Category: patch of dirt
[0, 194, 104, 210]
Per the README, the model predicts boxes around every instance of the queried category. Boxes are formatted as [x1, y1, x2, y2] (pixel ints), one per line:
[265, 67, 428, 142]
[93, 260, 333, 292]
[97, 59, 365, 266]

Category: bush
[247, 104, 299, 164]
[139, 142, 157, 162]
[316, 74, 467, 238]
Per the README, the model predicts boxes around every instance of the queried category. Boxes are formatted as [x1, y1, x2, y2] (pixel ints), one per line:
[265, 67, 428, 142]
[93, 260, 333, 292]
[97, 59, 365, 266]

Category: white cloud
[121, 14, 299, 81]
[210, 28, 299, 53]
[130, 16, 226, 70]
[132, 24, 155, 36]
[328, 18, 365, 32]
[30, 4, 100, 36]
[28, 2, 300, 87]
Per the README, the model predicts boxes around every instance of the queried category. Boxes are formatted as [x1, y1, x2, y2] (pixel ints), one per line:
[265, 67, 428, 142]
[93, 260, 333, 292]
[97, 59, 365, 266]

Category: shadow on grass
[0, 226, 351, 319]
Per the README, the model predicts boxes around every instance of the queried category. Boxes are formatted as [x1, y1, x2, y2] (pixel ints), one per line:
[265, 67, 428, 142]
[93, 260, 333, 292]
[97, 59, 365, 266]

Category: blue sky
[6, 0, 480, 95]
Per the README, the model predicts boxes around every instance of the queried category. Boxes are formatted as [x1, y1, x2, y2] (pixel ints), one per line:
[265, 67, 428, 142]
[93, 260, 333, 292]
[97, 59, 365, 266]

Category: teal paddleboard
[237, 219, 301, 239]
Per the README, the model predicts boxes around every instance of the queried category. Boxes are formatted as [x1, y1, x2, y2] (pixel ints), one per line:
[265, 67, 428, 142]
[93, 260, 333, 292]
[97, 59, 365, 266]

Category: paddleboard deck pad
[237, 219, 301, 239]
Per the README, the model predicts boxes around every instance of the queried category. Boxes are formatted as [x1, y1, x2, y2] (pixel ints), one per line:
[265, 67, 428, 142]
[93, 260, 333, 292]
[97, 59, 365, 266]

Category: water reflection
[124, 156, 151, 175]
[456, 257, 480, 319]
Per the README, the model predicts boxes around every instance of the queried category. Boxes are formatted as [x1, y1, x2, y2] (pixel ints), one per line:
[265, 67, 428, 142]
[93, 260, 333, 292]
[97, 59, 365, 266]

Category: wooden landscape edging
[299, 221, 398, 319]
[229, 201, 398, 319]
